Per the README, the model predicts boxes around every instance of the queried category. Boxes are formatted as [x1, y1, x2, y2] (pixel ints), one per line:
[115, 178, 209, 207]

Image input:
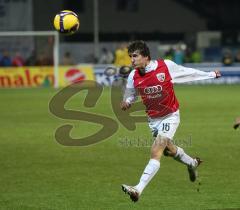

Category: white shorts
[148, 110, 180, 140]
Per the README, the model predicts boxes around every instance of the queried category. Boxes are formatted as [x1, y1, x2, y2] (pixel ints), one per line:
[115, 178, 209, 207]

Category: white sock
[135, 159, 160, 194]
[174, 146, 197, 167]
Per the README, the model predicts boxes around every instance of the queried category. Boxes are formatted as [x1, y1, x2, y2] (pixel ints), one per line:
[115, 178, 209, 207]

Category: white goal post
[0, 31, 60, 88]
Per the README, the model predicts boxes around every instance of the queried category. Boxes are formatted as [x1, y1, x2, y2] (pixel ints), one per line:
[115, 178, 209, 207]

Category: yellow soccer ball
[53, 10, 80, 34]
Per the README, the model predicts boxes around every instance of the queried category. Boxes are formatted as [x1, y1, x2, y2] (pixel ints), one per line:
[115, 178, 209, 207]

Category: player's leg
[174, 147, 202, 182]
[157, 111, 202, 182]
[128, 111, 180, 195]
[164, 141, 197, 167]
[165, 141, 202, 182]
[122, 134, 166, 202]
[133, 135, 167, 194]
[122, 111, 180, 201]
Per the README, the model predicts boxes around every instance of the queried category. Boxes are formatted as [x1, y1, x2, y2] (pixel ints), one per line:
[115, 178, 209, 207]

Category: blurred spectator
[222, 49, 233, 66]
[0, 50, 11, 66]
[84, 53, 97, 63]
[184, 47, 192, 63]
[234, 50, 240, 63]
[164, 48, 174, 60]
[62, 51, 75, 65]
[114, 43, 131, 66]
[25, 50, 37, 66]
[173, 46, 184, 64]
[12, 52, 25, 66]
[36, 52, 53, 66]
[98, 48, 114, 64]
[191, 49, 202, 63]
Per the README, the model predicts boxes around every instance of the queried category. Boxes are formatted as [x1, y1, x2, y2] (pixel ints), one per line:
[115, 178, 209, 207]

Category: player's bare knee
[151, 135, 169, 159]
[154, 135, 169, 147]
[157, 137, 177, 157]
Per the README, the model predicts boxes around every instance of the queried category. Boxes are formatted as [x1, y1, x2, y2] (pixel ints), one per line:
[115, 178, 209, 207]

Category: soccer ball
[53, 10, 80, 34]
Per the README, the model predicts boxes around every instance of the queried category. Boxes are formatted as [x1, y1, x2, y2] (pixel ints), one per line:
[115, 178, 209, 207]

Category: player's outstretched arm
[233, 117, 240, 129]
[165, 60, 222, 83]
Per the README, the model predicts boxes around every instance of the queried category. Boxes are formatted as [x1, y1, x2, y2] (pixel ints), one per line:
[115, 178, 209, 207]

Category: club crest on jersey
[156, 73, 165, 82]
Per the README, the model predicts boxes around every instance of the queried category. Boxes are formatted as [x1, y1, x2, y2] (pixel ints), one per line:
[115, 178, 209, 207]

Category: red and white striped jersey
[124, 59, 216, 118]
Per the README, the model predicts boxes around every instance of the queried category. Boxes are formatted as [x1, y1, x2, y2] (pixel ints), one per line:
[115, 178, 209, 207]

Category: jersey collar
[145, 60, 158, 73]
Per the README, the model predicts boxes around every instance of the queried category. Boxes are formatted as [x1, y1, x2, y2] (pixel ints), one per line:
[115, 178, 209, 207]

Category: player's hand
[215, 70, 221, 78]
[120, 101, 131, 111]
[233, 117, 240, 129]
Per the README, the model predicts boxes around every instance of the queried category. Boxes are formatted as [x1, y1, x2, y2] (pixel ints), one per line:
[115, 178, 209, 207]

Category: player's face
[129, 51, 149, 69]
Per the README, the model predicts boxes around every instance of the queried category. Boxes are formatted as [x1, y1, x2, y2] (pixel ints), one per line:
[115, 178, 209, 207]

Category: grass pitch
[0, 85, 240, 210]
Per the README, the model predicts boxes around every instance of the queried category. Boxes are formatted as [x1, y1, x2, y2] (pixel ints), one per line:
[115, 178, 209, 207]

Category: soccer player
[120, 40, 221, 202]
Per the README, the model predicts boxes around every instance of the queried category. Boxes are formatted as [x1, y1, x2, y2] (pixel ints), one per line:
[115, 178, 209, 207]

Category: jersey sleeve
[123, 70, 138, 104]
[164, 60, 217, 83]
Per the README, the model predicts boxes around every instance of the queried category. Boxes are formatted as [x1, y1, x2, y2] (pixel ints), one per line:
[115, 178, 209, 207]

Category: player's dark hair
[128, 40, 151, 60]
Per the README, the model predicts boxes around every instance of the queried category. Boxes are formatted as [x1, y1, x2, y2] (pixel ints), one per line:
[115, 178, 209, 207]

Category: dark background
[32, 0, 240, 44]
